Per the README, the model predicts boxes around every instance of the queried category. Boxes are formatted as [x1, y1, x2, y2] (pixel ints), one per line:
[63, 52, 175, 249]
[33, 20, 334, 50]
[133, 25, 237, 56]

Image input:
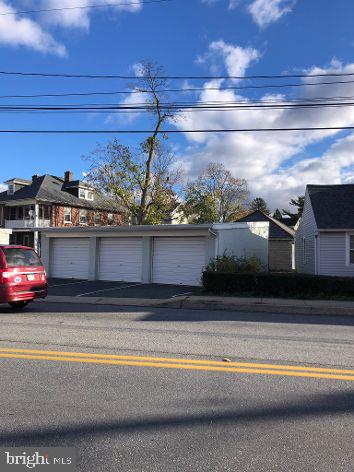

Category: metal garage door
[152, 237, 206, 286]
[98, 238, 143, 282]
[51, 238, 89, 279]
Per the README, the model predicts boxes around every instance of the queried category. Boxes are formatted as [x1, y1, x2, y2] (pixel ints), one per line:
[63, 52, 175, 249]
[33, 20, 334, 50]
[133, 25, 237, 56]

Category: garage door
[152, 237, 206, 286]
[98, 238, 143, 282]
[51, 238, 89, 279]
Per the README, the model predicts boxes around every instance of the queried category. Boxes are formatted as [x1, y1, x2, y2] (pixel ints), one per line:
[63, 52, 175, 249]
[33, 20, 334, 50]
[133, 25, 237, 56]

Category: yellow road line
[0, 347, 353, 375]
[0, 353, 353, 381]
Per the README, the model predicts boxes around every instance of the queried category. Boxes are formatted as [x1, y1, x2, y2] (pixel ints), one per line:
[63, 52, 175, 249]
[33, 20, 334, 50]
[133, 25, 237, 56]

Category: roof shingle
[308, 184, 354, 229]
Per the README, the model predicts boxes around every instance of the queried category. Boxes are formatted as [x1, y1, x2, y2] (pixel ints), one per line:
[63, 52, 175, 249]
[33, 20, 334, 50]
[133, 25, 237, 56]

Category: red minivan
[0, 245, 48, 309]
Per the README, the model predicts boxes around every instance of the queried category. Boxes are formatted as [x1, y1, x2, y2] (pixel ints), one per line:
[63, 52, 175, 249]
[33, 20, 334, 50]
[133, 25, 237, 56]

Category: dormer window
[7, 184, 15, 195]
[79, 188, 94, 201]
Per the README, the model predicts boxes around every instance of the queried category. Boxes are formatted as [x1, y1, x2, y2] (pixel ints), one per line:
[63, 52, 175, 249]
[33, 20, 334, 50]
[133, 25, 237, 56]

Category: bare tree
[84, 62, 181, 224]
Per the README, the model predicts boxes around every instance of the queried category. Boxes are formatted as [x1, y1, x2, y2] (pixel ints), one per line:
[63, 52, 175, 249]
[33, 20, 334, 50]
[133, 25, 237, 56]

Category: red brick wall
[50, 205, 122, 227]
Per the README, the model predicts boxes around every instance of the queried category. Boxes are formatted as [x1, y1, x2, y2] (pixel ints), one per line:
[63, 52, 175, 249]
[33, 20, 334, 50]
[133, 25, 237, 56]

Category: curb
[42, 295, 354, 316]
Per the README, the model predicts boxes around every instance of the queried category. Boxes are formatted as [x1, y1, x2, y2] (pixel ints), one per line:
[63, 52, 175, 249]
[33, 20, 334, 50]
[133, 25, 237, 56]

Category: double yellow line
[0, 347, 353, 381]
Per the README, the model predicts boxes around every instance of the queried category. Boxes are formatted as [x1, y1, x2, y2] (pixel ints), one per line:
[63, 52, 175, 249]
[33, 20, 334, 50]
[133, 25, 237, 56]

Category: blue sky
[1, 0, 354, 208]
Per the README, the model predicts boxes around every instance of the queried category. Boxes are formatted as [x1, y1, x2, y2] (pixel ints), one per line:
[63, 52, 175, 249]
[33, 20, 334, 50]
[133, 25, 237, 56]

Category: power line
[0, 79, 353, 99]
[0, 126, 353, 134]
[2, 85, 354, 101]
[0, 70, 354, 80]
[0, 0, 173, 17]
[2, 100, 354, 112]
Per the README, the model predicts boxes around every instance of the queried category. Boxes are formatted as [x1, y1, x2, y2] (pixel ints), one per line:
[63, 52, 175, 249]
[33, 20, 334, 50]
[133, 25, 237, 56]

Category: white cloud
[248, 0, 296, 29]
[201, 0, 296, 28]
[0, 0, 66, 56]
[173, 43, 354, 209]
[40, 0, 143, 30]
[197, 41, 260, 81]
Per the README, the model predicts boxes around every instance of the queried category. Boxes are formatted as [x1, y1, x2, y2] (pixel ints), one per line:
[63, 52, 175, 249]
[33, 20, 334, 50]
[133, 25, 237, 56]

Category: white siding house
[295, 184, 354, 277]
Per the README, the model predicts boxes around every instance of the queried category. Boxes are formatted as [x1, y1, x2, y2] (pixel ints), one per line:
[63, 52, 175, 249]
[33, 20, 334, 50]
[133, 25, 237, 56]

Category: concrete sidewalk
[43, 294, 354, 316]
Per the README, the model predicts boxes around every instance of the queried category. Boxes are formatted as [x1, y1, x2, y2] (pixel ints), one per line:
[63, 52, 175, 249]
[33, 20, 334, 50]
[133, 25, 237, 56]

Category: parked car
[0, 245, 48, 309]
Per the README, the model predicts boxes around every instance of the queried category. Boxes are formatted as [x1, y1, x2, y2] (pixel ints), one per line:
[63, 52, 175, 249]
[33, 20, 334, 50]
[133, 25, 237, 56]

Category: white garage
[51, 238, 89, 279]
[41, 222, 269, 285]
[98, 237, 143, 282]
[152, 237, 206, 286]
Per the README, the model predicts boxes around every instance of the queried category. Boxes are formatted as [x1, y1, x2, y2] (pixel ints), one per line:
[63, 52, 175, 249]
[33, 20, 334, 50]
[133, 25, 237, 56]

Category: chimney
[64, 170, 73, 183]
[32, 174, 39, 182]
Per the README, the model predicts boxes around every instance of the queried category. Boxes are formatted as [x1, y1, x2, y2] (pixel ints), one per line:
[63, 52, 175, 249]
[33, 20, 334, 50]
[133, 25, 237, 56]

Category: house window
[94, 212, 101, 225]
[44, 206, 51, 219]
[17, 206, 24, 220]
[349, 235, 354, 264]
[9, 207, 17, 220]
[39, 205, 51, 220]
[79, 188, 94, 201]
[7, 184, 15, 195]
[107, 213, 114, 225]
[79, 209, 87, 224]
[64, 207, 72, 223]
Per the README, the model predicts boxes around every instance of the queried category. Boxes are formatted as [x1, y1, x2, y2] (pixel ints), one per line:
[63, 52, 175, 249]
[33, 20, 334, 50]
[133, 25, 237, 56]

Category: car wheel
[8, 301, 31, 310]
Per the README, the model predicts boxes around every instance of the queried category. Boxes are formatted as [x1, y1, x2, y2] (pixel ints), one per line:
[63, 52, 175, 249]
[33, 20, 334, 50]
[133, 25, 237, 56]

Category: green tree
[181, 162, 249, 223]
[282, 196, 305, 218]
[84, 139, 181, 225]
[273, 208, 282, 220]
[84, 62, 181, 224]
[249, 197, 270, 214]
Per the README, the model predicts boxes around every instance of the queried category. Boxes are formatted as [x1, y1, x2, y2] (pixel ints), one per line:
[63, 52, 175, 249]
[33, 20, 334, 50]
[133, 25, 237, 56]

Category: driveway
[48, 278, 201, 299]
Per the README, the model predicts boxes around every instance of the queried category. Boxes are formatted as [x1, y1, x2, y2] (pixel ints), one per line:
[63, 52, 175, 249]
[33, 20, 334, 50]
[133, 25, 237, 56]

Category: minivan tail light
[0, 270, 11, 284]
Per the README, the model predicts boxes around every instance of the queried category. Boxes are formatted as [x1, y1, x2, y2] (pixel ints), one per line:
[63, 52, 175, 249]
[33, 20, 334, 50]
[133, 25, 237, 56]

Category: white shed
[40, 222, 269, 286]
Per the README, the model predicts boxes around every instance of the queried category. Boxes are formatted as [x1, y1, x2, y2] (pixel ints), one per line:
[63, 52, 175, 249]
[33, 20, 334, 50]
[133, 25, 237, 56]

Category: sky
[0, 0, 354, 210]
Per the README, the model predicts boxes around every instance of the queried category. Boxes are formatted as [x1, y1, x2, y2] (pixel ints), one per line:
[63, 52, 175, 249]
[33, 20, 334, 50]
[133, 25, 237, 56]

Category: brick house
[0, 171, 122, 252]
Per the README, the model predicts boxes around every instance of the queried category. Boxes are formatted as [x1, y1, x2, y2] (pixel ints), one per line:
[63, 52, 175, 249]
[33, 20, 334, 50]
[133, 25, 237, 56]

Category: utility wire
[0, 70, 354, 80]
[1, 87, 354, 101]
[2, 101, 354, 111]
[0, 79, 353, 97]
[0, 0, 173, 16]
[0, 126, 353, 134]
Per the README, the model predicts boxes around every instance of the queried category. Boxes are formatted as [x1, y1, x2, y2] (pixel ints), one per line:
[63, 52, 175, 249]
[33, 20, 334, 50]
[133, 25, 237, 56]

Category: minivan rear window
[2, 248, 42, 267]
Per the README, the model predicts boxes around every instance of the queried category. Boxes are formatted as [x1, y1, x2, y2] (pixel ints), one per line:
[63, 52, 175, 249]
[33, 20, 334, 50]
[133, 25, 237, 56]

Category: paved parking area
[48, 278, 201, 299]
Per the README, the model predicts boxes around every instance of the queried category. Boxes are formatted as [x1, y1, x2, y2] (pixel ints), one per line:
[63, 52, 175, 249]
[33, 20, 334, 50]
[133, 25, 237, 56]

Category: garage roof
[38, 223, 214, 235]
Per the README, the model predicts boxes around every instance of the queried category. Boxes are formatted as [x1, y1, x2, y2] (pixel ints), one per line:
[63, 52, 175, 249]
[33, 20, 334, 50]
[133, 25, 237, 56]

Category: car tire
[8, 301, 31, 310]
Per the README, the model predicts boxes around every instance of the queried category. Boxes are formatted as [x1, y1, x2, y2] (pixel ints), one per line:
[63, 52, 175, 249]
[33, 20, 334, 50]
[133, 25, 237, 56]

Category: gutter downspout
[208, 228, 218, 259]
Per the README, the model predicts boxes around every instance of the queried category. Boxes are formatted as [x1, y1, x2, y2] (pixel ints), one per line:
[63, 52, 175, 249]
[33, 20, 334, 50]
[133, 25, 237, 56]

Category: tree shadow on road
[0, 390, 353, 446]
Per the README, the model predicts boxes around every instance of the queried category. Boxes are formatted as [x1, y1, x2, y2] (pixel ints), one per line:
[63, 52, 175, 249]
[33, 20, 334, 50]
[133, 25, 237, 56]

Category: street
[0, 302, 353, 471]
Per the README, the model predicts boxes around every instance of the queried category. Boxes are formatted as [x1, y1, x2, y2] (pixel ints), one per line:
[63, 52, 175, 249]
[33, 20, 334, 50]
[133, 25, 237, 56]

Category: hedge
[202, 271, 354, 298]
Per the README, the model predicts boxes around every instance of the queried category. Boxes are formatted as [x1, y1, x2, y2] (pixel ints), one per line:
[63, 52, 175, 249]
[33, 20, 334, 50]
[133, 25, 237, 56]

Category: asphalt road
[0, 301, 353, 471]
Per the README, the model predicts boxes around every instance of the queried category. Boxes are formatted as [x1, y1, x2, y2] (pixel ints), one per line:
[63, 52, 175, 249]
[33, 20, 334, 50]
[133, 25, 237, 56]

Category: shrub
[205, 254, 264, 273]
[202, 271, 354, 298]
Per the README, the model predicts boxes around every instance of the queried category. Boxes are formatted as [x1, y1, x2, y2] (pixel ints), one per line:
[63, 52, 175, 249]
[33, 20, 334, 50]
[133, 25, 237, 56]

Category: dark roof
[235, 209, 294, 239]
[277, 216, 298, 228]
[308, 184, 354, 229]
[0, 174, 120, 212]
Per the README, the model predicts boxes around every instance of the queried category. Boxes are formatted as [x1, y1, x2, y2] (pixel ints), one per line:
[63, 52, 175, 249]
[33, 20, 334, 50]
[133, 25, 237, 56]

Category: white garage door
[51, 238, 89, 279]
[152, 237, 206, 286]
[98, 238, 143, 282]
